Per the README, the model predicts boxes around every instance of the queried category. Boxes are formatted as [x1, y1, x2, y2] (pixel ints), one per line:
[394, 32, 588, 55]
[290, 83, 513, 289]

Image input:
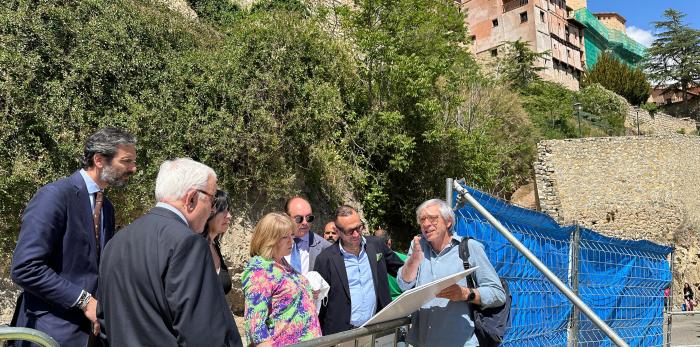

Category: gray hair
[155, 158, 217, 202]
[80, 127, 137, 169]
[416, 199, 455, 232]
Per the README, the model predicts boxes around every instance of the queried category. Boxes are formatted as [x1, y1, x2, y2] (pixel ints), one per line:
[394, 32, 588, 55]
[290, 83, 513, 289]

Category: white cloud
[627, 26, 655, 47]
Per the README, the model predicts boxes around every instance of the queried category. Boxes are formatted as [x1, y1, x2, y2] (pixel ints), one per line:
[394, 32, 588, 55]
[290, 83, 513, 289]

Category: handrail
[667, 311, 700, 316]
[289, 317, 411, 347]
[0, 327, 60, 347]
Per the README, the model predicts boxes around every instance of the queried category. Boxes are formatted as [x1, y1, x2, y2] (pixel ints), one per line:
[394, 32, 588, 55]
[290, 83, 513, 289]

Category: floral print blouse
[242, 256, 322, 346]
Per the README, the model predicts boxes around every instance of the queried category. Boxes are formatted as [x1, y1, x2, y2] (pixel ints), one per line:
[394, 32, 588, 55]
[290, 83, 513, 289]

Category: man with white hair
[97, 158, 242, 346]
[397, 199, 505, 347]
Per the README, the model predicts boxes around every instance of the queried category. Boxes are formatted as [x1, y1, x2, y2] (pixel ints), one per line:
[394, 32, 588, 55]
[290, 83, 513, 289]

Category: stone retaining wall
[534, 135, 700, 304]
[625, 106, 697, 136]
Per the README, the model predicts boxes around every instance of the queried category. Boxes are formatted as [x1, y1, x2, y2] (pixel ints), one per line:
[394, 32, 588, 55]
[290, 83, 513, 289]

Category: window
[470, 35, 476, 42]
[492, 19, 499, 27]
[540, 11, 545, 22]
[520, 11, 528, 23]
[490, 49, 498, 57]
[565, 26, 570, 38]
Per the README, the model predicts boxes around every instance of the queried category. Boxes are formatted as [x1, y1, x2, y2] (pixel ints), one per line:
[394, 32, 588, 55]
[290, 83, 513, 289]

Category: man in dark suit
[314, 205, 404, 335]
[10, 127, 137, 346]
[284, 196, 332, 274]
[97, 158, 242, 346]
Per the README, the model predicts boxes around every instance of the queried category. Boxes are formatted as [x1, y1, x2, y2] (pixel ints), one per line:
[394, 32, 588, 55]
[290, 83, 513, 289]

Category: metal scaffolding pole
[452, 181, 629, 347]
[567, 224, 581, 347]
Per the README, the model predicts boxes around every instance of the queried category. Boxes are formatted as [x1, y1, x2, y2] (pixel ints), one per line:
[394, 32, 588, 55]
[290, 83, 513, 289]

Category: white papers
[361, 267, 478, 327]
[304, 271, 330, 313]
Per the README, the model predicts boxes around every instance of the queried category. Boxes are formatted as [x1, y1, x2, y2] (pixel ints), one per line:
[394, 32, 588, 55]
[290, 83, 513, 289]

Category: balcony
[503, 0, 529, 13]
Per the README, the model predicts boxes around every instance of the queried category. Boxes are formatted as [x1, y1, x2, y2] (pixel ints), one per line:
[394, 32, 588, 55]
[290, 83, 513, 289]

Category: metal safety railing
[290, 317, 410, 347]
[0, 326, 59, 347]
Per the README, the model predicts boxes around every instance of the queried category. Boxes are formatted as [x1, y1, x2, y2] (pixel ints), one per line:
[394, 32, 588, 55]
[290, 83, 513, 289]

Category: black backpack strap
[458, 237, 477, 289]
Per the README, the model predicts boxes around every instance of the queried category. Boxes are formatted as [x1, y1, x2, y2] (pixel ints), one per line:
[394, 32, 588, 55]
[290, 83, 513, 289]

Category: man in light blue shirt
[398, 199, 505, 347]
[340, 233, 377, 326]
[314, 205, 405, 334]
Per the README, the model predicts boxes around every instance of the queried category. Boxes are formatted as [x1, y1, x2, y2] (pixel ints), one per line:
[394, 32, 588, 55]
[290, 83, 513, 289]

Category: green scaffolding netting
[573, 8, 646, 68]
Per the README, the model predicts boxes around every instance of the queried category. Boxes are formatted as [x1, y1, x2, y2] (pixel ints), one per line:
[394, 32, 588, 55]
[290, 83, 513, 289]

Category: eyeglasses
[293, 215, 315, 224]
[338, 223, 365, 236]
[418, 215, 440, 225]
[196, 189, 216, 205]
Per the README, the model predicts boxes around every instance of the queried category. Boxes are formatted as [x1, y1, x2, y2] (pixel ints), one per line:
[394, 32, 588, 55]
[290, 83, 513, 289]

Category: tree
[644, 9, 700, 118]
[582, 52, 650, 106]
[498, 39, 549, 89]
[338, 0, 534, 238]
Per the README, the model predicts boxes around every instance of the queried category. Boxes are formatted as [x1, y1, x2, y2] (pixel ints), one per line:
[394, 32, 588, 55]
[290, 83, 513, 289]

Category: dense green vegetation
[0, 0, 632, 249]
[582, 52, 650, 106]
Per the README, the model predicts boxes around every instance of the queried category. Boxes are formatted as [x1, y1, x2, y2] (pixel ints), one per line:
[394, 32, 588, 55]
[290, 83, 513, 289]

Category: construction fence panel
[454, 186, 573, 346]
[576, 228, 672, 347]
[451, 183, 673, 347]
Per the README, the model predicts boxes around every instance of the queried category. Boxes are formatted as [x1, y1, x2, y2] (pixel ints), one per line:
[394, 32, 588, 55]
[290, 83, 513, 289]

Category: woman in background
[203, 189, 232, 294]
[684, 282, 694, 311]
[242, 212, 321, 346]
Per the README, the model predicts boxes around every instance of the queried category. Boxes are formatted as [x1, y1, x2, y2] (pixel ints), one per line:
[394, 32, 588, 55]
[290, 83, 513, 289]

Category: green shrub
[520, 81, 578, 139]
[578, 83, 628, 135]
[641, 102, 658, 116]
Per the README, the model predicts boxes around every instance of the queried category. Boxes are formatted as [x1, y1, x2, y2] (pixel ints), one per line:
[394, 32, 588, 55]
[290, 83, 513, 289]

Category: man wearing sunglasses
[313, 205, 404, 335]
[283, 196, 332, 274]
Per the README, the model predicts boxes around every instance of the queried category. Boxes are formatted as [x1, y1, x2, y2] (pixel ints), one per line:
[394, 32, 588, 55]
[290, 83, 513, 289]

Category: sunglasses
[293, 215, 315, 224]
[338, 223, 365, 236]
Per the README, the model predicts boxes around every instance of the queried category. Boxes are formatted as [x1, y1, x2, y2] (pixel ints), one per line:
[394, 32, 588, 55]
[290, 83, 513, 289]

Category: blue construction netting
[452, 183, 673, 347]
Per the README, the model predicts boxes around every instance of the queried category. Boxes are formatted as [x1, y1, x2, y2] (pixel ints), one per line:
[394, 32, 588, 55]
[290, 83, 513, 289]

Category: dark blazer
[11, 170, 115, 347]
[97, 207, 243, 347]
[313, 236, 404, 335]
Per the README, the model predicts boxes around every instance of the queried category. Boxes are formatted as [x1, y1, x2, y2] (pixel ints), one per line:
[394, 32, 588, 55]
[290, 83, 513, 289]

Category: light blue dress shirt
[339, 236, 377, 327]
[397, 234, 505, 347]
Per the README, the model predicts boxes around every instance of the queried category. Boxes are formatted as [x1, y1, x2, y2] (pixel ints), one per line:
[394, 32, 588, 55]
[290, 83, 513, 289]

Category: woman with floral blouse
[242, 212, 322, 346]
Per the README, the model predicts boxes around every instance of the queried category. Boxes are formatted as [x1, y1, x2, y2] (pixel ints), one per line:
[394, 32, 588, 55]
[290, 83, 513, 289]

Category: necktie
[290, 237, 302, 273]
[93, 191, 103, 261]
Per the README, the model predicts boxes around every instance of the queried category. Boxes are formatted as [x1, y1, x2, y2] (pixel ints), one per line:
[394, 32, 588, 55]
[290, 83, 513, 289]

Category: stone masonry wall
[625, 106, 697, 136]
[535, 135, 700, 306]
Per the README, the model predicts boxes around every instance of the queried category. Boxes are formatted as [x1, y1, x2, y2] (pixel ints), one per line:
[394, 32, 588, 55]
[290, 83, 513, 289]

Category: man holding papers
[397, 199, 505, 347]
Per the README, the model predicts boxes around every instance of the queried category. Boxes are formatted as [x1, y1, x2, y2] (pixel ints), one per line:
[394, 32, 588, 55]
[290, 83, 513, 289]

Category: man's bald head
[285, 196, 314, 238]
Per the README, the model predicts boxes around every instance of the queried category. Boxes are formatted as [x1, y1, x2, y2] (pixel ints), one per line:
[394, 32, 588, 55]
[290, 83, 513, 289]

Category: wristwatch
[466, 288, 476, 302]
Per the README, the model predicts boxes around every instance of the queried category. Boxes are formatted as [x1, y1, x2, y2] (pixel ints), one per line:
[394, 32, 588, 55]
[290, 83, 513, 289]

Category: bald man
[284, 197, 332, 274]
[323, 221, 339, 242]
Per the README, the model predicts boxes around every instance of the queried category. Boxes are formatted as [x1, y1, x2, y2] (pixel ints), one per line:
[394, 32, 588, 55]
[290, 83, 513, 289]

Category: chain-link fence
[453, 183, 672, 346]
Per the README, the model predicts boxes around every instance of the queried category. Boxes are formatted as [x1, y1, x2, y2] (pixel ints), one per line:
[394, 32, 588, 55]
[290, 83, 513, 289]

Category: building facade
[569, 1, 645, 68]
[461, 0, 586, 90]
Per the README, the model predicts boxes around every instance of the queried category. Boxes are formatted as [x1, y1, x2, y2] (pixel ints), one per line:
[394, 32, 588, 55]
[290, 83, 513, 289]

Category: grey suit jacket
[308, 231, 332, 271]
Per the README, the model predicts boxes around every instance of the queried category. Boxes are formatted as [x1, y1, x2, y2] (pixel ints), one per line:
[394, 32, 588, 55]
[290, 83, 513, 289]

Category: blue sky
[586, 0, 699, 47]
